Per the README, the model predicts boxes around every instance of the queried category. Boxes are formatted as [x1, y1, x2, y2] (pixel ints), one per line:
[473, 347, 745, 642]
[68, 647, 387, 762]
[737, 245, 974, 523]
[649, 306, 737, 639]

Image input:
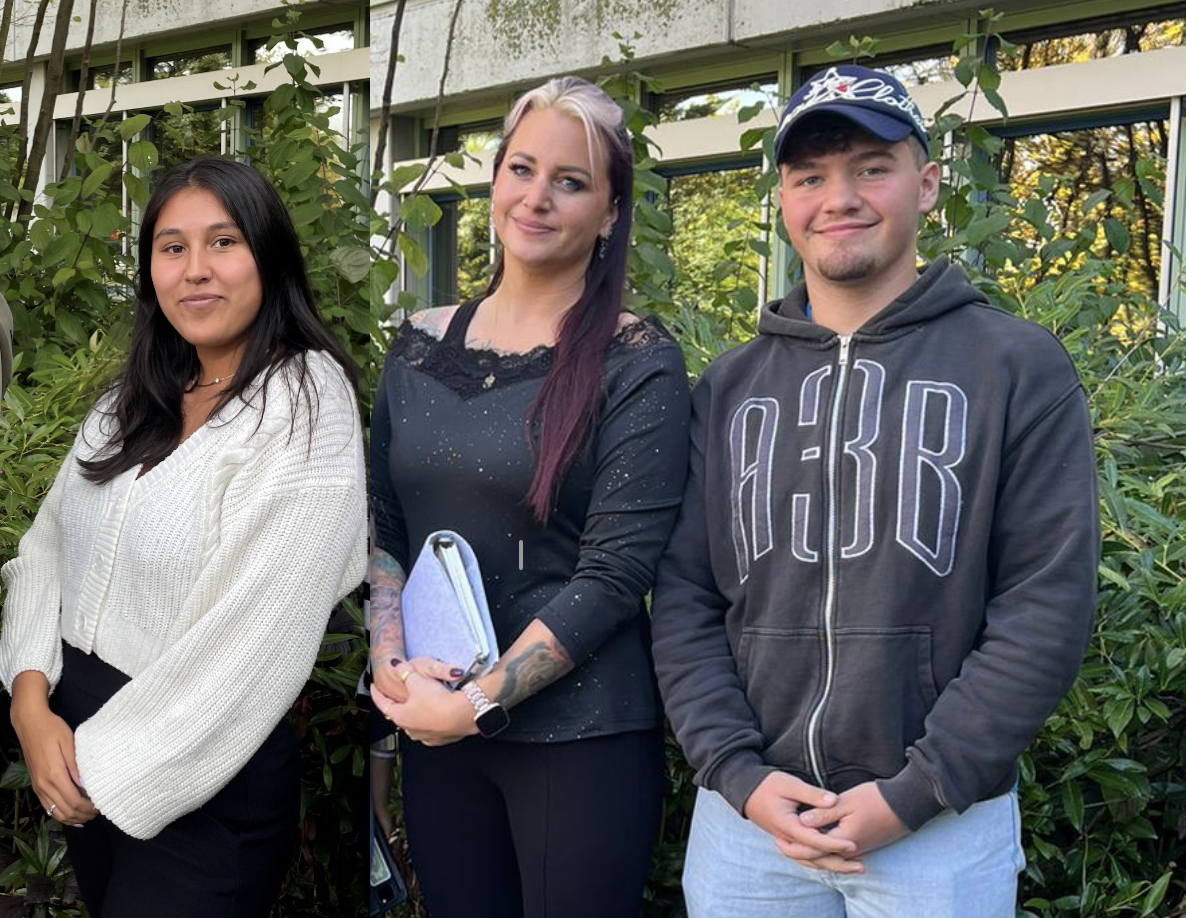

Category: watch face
[476, 703, 510, 738]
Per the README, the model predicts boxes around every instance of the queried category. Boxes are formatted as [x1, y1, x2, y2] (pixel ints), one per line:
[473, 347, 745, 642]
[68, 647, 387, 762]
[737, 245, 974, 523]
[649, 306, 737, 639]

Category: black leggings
[400, 729, 664, 918]
[50, 642, 300, 918]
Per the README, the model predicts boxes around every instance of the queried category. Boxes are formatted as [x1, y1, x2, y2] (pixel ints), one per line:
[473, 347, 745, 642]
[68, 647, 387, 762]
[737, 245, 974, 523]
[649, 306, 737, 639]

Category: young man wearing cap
[651, 65, 1098, 916]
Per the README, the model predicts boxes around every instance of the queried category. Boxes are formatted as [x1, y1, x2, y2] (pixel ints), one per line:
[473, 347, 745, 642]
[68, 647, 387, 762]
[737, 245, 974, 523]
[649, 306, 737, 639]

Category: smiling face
[491, 106, 618, 277]
[778, 133, 939, 292]
[149, 187, 263, 366]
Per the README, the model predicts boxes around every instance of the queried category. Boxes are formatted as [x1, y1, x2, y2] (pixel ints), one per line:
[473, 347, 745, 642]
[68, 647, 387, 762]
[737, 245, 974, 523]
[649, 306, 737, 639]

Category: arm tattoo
[369, 548, 407, 667]
[491, 638, 574, 710]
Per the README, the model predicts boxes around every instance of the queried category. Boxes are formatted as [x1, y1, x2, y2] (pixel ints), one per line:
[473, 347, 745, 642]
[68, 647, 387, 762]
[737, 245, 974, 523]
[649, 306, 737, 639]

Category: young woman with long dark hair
[369, 76, 691, 917]
[0, 157, 366, 917]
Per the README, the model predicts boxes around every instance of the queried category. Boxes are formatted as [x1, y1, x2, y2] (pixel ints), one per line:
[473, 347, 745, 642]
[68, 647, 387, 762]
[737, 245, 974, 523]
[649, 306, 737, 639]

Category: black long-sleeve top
[371, 300, 691, 742]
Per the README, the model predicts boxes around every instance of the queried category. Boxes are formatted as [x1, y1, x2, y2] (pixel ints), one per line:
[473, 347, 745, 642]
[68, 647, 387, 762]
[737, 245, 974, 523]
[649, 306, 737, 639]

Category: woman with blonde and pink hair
[370, 76, 690, 917]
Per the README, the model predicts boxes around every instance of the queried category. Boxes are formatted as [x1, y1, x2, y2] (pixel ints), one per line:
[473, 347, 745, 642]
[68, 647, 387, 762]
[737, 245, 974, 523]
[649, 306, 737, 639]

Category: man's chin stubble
[816, 253, 878, 284]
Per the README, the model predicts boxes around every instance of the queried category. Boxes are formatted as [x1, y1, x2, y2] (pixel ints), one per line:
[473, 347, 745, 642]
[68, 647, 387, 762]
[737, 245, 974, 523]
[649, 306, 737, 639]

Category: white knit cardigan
[0, 350, 367, 839]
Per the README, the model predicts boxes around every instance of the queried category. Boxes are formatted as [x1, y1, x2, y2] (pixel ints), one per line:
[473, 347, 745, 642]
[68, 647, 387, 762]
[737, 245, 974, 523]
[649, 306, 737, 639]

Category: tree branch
[6, 0, 49, 222]
[370, 0, 406, 206]
[60, 0, 100, 181]
[17, 0, 78, 223]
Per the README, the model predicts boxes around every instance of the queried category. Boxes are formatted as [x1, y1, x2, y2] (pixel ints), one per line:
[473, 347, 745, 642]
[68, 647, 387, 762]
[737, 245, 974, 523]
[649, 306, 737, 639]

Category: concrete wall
[370, 0, 985, 112]
[4, 0, 357, 61]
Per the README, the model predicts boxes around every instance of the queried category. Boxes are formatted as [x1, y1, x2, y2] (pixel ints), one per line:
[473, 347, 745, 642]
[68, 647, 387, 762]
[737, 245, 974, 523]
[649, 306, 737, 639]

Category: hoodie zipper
[805, 334, 852, 788]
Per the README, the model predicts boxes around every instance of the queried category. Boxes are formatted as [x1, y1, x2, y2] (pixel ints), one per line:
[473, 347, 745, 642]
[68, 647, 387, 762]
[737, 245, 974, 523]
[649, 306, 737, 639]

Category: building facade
[371, 0, 1186, 322]
[2, 0, 369, 203]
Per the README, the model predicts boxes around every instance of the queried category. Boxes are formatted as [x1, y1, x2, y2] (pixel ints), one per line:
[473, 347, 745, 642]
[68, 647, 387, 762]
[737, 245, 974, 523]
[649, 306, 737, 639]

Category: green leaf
[290, 201, 325, 227]
[965, 210, 1010, 246]
[283, 53, 307, 81]
[57, 309, 87, 344]
[399, 194, 443, 234]
[1102, 697, 1134, 738]
[29, 220, 54, 254]
[0, 761, 30, 790]
[81, 161, 115, 199]
[736, 101, 765, 124]
[739, 127, 768, 152]
[1103, 219, 1130, 254]
[284, 158, 322, 187]
[976, 62, 1001, 92]
[1079, 189, 1110, 215]
[388, 163, 426, 192]
[51, 267, 76, 288]
[981, 87, 1007, 118]
[1141, 871, 1173, 915]
[118, 113, 153, 140]
[330, 245, 370, 283]
[127, 140, 159, 173]
[48, 176, 81, 207]
[954, 56, 976, 87]
[1060, 779, 1084, 831]
[398, 232, 429, 277]
[91, 202, 123, 239]
[754, 169, 780, 198]
[123, 171, 150, 208]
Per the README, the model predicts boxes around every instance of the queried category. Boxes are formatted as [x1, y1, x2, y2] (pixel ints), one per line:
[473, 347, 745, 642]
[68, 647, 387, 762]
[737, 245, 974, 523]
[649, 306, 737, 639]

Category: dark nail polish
[390, 657, 403, 667]
[450, 668, 464, 678]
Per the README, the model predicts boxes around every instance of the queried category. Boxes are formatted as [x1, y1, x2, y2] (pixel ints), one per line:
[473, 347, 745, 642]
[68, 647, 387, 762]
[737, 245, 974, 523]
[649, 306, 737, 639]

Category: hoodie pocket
[820, 626, 939, 781]
[736, 628, 821, 778]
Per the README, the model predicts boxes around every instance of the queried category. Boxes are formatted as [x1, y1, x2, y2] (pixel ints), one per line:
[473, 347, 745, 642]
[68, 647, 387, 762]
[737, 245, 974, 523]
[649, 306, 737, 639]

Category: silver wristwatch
[461, 681, 510, 738]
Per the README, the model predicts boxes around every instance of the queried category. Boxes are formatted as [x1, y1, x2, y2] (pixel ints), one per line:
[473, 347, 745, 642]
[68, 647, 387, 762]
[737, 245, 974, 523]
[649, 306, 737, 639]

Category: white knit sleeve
[73, 360, 367, 839]
[0, 442, 79, 693]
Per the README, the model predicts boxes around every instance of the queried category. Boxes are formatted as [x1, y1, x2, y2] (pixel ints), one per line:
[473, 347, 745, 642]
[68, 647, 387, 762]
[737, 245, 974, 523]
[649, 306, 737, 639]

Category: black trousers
[51, 642, 301, 918]
[400, 729, 665, 918]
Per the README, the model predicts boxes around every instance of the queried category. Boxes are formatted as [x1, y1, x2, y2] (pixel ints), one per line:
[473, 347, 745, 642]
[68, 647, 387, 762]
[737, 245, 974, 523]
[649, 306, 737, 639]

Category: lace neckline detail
[389, 315, 670, 400]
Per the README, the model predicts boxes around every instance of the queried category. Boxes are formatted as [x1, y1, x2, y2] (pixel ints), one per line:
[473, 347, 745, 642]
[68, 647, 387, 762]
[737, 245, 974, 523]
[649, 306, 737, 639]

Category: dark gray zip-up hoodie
[652, 258, 1098, 831]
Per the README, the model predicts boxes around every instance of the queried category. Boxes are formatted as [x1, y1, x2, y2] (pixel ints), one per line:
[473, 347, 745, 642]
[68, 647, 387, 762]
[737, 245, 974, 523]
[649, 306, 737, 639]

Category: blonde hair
[500, 76, 625, 191]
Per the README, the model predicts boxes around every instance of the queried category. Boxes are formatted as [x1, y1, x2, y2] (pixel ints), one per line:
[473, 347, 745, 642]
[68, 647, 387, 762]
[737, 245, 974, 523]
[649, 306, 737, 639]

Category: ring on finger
[47, 803, 58, 817]
[397, 667, 413, 684]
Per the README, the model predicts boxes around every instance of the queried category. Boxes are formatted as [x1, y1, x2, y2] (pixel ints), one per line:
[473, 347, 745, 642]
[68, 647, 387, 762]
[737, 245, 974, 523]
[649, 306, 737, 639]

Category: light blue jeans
[683, 785, 1025, 918]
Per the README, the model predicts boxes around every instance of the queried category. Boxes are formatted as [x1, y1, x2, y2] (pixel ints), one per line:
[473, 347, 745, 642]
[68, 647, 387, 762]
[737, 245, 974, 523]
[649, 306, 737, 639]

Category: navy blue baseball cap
[774, 64, 930, 163]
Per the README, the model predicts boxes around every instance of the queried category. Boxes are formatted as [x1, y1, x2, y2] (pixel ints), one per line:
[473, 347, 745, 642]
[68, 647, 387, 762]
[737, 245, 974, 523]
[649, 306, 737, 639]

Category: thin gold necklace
[190, 371, 236, 389]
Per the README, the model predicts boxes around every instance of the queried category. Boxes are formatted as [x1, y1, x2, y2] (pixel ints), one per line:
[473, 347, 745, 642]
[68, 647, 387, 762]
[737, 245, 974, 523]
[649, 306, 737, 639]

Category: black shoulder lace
[388, 316, 672, 400]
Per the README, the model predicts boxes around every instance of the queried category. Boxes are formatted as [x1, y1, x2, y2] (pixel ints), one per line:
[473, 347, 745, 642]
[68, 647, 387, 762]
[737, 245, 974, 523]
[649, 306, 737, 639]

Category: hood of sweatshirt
[757, 256, 988, 343]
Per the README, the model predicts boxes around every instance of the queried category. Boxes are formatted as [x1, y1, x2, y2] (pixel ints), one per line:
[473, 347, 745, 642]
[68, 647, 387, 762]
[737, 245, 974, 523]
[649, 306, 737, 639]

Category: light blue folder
[401, 530, 499, 683]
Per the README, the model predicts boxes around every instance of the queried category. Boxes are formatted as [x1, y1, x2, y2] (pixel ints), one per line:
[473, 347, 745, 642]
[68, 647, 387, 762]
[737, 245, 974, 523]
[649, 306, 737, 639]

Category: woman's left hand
[372, 672, 477, 746]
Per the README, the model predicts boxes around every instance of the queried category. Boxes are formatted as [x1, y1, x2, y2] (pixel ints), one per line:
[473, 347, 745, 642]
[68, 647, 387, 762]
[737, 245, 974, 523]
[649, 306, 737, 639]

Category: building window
[872, 46, 962, 87]
[665, 164, 766, 310]
[247, 87, 350, 154]
[0, 81, 20, 105]
[998, 115, 1169, 298]
[248, 24, 355, 65]
[429, 194, 493, 307]
[997, 7, 1185, 71]
[801, 48, 958, 88]
[148, 106, 225, 172]
[147, 47, 232, 81]
[651, 77, 778, 123]
[422, 120, 502, 158]
[72, 61, 134, 92]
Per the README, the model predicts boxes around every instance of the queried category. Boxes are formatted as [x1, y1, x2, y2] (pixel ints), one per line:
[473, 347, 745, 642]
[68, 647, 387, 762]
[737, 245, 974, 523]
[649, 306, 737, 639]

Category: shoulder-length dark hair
[488, 76, 634, 523]
[80, 156, 358, 483]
